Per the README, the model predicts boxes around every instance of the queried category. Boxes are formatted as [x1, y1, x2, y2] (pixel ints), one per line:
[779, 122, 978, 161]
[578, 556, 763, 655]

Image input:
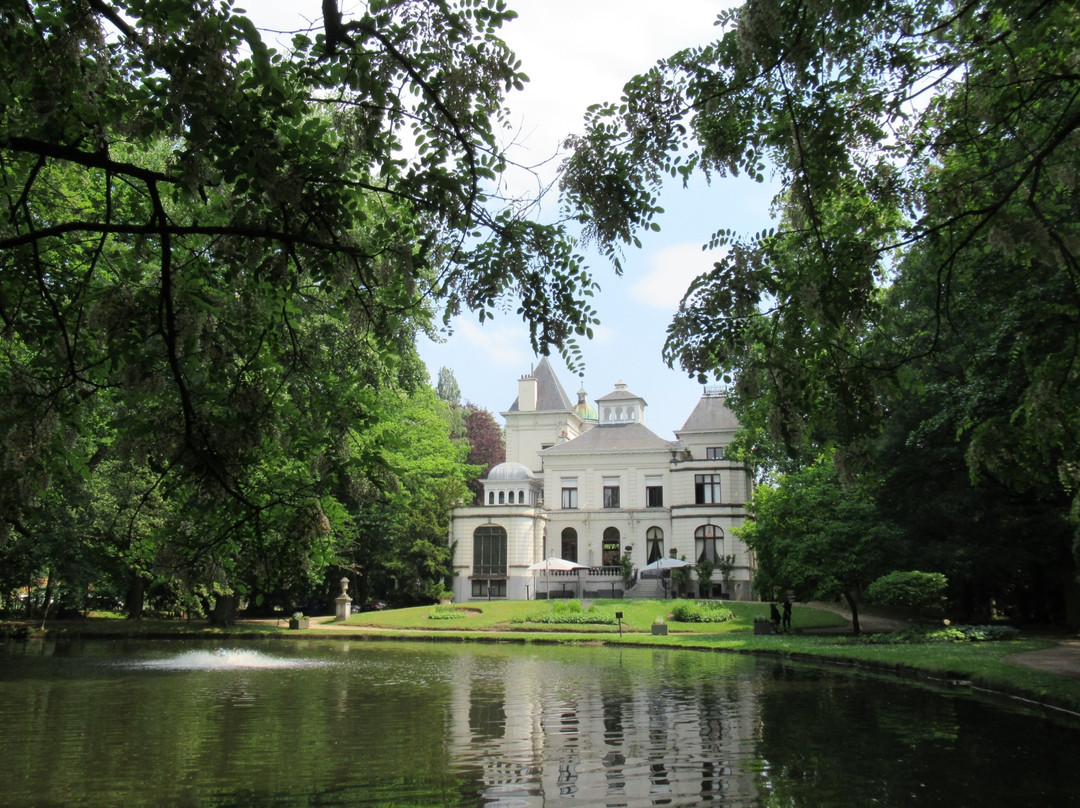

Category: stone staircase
[625, 576, 666, 600]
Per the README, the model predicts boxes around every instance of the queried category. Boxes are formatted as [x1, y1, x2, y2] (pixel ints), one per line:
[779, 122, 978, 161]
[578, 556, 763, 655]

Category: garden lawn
[345, 599, 847, 633]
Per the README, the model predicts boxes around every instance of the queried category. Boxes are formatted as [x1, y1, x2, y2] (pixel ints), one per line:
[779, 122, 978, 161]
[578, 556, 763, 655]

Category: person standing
[769, 602, 782, 633]
[782, 597, 792, 632]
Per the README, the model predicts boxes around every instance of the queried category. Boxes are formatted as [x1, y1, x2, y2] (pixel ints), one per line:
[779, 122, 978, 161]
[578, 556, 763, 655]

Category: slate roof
[677, 394, 741, 433]
[542, 422, 676, 455]
[505, 357, 575, 413]
[595, 387, 647, 405]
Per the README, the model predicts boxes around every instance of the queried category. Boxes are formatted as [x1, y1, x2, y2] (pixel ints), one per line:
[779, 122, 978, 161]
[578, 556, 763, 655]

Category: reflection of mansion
[448, 358, 754, 602]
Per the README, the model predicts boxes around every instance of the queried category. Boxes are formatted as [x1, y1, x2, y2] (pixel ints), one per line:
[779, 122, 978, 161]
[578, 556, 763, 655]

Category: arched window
[519, 489, 526, 504]
[646, 527, 664, 564]
[487, 491, 494, 505]
[561, 527, 578, 563]
[695, 524, 724, 563]
[507, 490, 515, 504]
[602, 527, 621, 566]
[498, 490, 505, 504]
[473, 526, 507, 576]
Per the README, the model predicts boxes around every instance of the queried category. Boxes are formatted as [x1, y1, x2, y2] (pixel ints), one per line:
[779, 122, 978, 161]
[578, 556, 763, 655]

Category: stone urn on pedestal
[335, 577, 353, 622]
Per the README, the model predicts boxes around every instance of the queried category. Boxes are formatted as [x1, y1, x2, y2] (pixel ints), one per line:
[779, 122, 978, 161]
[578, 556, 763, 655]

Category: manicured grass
[345, 598, 847, 634]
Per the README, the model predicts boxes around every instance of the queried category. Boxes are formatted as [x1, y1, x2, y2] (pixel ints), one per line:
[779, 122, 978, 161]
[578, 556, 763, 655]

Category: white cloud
[630, 243, 727, 309]
[456, 319, 530, 366]
[496, 0, 726, 194]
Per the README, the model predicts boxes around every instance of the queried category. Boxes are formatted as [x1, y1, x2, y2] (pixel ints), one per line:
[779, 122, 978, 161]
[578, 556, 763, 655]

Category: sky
[256, 1, 778, 439]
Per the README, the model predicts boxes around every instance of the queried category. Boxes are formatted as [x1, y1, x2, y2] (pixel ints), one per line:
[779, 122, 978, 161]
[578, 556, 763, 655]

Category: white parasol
[527, 557, 586, 599]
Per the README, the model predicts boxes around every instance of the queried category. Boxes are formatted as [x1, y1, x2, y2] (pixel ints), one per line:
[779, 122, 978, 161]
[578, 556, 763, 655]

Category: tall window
[487, 491, 494, 505]
[561, 478, 578, 509]
[706, 446, 723, 460]
[561, 527, 578, 563]
[498, 490, 505, 504]
[603, 476, 621, 509]
[507, 490, 514, 504]
[645, 475, 663, 508]
[695, 474, 722, 504]
[646, 527, 664, 564]
[473, 526, 507, 576]
[602, 527, 621, 566]
[695, 524, 723, 564]
[471, 579, 506, 597]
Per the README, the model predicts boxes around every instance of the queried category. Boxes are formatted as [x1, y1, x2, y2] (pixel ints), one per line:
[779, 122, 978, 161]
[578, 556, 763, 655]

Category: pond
[1, 638, 1078, 807]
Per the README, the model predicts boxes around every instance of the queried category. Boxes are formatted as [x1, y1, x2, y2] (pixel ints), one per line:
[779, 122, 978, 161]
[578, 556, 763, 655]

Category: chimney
[518, 373, 538, 412]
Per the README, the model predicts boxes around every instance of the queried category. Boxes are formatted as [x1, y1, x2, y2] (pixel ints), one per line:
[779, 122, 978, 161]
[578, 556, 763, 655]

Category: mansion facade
[448, 358, 755, 601]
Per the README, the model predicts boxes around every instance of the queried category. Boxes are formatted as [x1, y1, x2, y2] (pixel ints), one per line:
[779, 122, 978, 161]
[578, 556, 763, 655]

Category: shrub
[849, 623, 1020, 644]
[551, 599, 584, 616]
[867, 570, 948, 616]
[669, 600, 736, 623]
[513, 600, 617, 625]
[427, 605, 467, 620]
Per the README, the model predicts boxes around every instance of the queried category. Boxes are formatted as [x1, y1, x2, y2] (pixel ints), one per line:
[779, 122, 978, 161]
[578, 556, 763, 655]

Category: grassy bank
[338, 599, 1080, 713]
[344, 598, 848, 633]
[9, 599, 1079, 714]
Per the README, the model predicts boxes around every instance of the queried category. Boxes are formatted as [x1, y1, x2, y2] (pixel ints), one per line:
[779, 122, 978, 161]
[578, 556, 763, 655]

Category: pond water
[1, 638, 1078, 807]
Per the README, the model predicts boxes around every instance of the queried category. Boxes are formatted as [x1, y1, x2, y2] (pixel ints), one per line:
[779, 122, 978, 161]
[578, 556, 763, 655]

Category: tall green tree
[738, 455, 897, 634]
[561, 0, 1080, 620]
[1, 1, 599, 617]
[345, 383, 475, 606]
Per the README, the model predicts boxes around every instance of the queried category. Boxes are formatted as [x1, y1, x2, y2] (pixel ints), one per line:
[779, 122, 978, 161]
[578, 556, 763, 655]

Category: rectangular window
[706, 446, 723, 460]
[473, 526, 507, 576]
[603, 476, 620, 509]
[561, 478, 578, 509]
[645, 475, 663, 508]
[695, 474, 722, 504]
[471, 579, 506, 598]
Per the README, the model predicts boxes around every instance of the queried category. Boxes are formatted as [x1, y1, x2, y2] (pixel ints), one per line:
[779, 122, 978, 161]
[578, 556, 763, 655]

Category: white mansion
[448, 358, 755, 601]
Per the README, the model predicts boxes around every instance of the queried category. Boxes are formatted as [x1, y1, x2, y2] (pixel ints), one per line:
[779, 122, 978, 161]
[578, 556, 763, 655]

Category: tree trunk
[208, 593, 240, 627]
[845, 590, 861, 636]
[125, 575, 146, 620]
[41, 572, 54, 620]
[1064, 566, 1080, 632]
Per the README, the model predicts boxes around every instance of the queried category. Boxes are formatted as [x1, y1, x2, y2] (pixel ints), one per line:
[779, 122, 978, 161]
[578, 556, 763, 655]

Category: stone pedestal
[334, 576, 352, 622]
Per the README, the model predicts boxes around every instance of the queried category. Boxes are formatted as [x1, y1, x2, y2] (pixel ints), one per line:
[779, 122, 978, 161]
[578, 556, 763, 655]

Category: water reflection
[1, 639, 1079, 807]
[444, 648, 767, 805]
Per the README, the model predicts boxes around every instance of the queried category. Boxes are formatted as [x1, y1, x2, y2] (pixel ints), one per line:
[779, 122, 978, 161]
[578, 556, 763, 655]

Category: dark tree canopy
[462, 403, 505, 503]
[564, 0, 1079, 463]
[562, 0, 1080, 621]
[0, 0, 595, 618]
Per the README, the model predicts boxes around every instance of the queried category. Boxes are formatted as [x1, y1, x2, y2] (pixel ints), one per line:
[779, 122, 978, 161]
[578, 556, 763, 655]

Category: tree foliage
[1, 0, 593, 618]
[738, 455, 897, 634]
[867, 571, 947, 618]
[462, 402, 505, 503]
[562, 0, 1080, 621]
